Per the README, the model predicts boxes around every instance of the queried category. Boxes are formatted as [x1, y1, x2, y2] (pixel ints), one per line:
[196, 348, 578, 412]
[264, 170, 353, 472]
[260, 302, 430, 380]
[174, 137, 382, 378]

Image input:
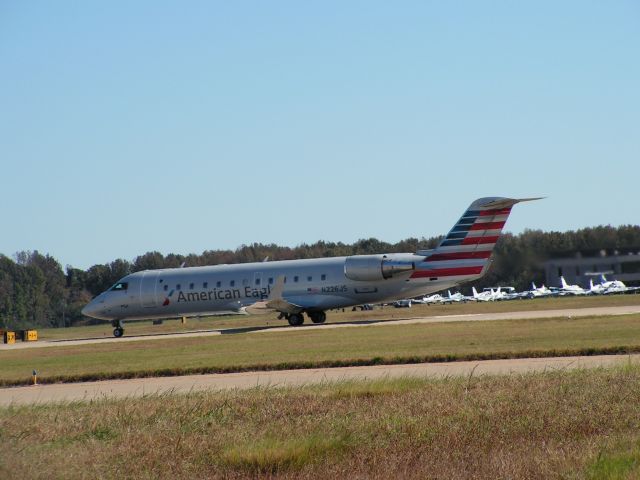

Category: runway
[1, 353, 637, 406]
[1, 304, 639, 350]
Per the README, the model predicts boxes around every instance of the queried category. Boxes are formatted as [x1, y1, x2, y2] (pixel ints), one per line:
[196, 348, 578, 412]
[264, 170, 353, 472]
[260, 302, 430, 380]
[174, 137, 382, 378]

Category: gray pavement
[1, 354, 637, 406]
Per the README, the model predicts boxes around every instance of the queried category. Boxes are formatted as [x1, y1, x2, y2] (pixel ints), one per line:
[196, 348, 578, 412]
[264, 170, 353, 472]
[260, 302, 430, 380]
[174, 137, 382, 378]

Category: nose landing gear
[112, 320, 124, 338]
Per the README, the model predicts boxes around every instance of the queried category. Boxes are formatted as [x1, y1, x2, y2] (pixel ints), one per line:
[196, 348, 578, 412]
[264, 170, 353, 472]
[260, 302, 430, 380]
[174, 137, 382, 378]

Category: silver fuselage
[82, 253, 472, 321]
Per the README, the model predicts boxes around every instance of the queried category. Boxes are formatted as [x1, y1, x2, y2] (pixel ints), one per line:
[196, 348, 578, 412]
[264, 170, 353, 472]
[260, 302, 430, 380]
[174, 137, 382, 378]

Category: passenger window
[294, 276, 299, 283]
[110, 282, 128, 291]
[255, 278, 261, 285]
[176, 284, 181, 291]
[203, 282, 208, 289]
[321, 274, 327, 281]
[230, 280, 235, 287]
[164, 285, 168, 291]
[216, 281, 221, 288]
[268, 278, 274, 285]
[189, 283, 194, 290]
[307, 276, 312, 282]
[242, 279, 249, 286]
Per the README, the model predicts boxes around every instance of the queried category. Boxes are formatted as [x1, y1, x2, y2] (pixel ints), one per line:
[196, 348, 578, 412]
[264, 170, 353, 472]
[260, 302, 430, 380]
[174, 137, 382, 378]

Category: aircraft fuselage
[82, 254, 463, 321]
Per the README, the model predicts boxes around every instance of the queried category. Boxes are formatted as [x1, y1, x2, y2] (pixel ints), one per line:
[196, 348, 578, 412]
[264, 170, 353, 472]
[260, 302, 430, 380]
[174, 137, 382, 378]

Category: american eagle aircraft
[82, 197, 538, 337]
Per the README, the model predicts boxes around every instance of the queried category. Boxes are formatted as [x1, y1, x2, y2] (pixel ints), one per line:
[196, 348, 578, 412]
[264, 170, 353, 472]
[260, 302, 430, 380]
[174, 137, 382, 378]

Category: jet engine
[344, 255, 415, 282]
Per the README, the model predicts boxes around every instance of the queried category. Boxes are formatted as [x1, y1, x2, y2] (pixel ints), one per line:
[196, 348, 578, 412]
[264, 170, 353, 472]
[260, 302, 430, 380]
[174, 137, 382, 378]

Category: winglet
[478, 197, 544, 210]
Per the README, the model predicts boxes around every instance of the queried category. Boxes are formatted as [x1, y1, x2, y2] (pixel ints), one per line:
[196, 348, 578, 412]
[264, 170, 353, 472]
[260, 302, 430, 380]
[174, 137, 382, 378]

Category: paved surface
[1, 304, 639, 350]
[1, 354, 637, 406]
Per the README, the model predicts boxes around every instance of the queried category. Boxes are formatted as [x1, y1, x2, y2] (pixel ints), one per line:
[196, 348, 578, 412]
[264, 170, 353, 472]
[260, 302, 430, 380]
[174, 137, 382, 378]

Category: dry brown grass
[2, 364, 640, 479]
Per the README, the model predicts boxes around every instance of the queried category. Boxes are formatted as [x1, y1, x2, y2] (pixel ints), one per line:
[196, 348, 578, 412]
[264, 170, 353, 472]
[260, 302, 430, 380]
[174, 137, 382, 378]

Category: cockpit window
[110, 282, 128, 291]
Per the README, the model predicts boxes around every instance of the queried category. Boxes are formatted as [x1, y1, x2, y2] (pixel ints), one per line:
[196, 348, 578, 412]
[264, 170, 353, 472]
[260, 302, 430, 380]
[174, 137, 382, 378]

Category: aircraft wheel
[287, 313, 304, 326]
[113, 327, 124, 338]
[309, 311, 326, 324]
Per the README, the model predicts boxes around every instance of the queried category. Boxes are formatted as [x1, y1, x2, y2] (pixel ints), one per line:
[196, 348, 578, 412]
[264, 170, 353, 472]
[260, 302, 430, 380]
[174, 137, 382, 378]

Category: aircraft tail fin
[532, 282, 537, 290]
[472, 286, 479, 298]
[561, 276, 569, 289]
[600, 274, 607, 283]
[412, 197, 541, 282]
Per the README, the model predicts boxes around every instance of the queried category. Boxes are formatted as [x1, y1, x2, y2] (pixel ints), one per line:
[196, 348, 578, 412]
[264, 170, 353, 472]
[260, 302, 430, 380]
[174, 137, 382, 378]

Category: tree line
[1, 225, 639, 330]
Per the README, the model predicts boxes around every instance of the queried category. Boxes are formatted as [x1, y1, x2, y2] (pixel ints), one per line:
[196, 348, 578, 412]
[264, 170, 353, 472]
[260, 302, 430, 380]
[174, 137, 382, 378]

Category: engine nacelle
[344, 255, 415, 282]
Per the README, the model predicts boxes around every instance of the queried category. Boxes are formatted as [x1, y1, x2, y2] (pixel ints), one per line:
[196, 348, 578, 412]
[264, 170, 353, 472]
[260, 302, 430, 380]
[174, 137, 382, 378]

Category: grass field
[2, 313, 640, 385]
[35, 293, 640, 340]
[2, 366, 640, 479]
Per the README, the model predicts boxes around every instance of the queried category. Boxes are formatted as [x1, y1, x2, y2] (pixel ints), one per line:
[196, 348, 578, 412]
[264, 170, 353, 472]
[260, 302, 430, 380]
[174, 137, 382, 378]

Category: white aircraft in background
[494, 286, 520, 300]
[558, 276, 588, 295]
[589, 275, 639, 295]
[527, 282, 554, 298]
[82, 196, 539, 337]
[413, 293, 446, 305]
[447, 290, 468, 303]
[472, 286, 501, 302]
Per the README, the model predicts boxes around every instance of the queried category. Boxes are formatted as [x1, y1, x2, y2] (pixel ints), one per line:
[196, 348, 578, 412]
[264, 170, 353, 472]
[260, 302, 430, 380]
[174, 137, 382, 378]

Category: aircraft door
[140, 271, 161, 308]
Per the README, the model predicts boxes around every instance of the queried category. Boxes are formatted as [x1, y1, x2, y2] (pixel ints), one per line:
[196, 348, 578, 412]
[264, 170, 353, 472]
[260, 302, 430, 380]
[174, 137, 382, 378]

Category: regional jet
[82, 197, 539, 337]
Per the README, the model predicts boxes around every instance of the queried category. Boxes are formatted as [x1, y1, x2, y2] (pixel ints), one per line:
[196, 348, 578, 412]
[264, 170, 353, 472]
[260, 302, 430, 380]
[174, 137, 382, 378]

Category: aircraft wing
[243, 276, 304, 315]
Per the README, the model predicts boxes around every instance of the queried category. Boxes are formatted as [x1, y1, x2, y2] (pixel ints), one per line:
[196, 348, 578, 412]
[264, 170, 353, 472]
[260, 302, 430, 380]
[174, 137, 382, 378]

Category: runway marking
[1, 354, 637, 406]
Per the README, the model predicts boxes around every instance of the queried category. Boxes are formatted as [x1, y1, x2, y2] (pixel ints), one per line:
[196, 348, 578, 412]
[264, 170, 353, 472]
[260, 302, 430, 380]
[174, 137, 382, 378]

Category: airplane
[487, 286, 519, 300]
[558, 276, 588, 295]
[82, 196, 539, 337]
[525, 282, 554, 298]
[471, 286, 501, 302]
[589, 275, 639, 295]
[412, 292, 452, 305]
[446, 290, 468, 303]
[412, 294, 439, 305]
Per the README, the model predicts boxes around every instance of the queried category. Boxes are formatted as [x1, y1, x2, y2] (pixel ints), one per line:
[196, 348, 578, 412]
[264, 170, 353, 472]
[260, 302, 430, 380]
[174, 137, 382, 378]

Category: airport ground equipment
[2, 330, 16, 344]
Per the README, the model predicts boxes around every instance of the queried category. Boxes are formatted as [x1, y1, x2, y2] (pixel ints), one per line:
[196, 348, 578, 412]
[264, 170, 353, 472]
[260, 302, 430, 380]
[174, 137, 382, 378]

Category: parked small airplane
[82, 196, 538, 336]
[487, 286, 519, 300]
[527, 282, 554, 298]
[472, 286, 501, 302]
[446, 290, 468, 303]
[589, 275, 639, 295]
[412, 294, 445, 305]
[558, 276, 588, 295]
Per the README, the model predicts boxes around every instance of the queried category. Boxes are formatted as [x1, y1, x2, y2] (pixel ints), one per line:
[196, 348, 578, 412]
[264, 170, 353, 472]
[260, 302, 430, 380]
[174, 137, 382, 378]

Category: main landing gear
[308, 311, 326, 324]
[112, 320, 124, 338]
[281, 311, 327, 327]
[287, 313, 304, 326]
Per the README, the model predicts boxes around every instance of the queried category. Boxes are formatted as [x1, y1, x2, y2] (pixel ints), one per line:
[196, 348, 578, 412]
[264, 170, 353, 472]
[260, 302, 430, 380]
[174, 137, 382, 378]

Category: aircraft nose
[81, 300, 100, 319]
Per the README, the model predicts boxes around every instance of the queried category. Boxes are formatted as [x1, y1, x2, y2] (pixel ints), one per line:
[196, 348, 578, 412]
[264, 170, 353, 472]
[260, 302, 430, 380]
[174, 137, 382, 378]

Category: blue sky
[1, 1, 638, 269]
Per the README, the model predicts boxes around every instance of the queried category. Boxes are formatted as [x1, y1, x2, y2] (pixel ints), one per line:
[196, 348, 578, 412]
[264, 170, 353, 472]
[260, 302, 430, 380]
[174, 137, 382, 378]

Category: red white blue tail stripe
[411, 197, 530, 280]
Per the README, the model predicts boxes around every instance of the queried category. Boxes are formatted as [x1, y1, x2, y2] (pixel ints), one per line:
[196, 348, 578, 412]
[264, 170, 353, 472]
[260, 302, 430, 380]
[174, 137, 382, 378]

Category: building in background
[544, 249, 640, 288]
